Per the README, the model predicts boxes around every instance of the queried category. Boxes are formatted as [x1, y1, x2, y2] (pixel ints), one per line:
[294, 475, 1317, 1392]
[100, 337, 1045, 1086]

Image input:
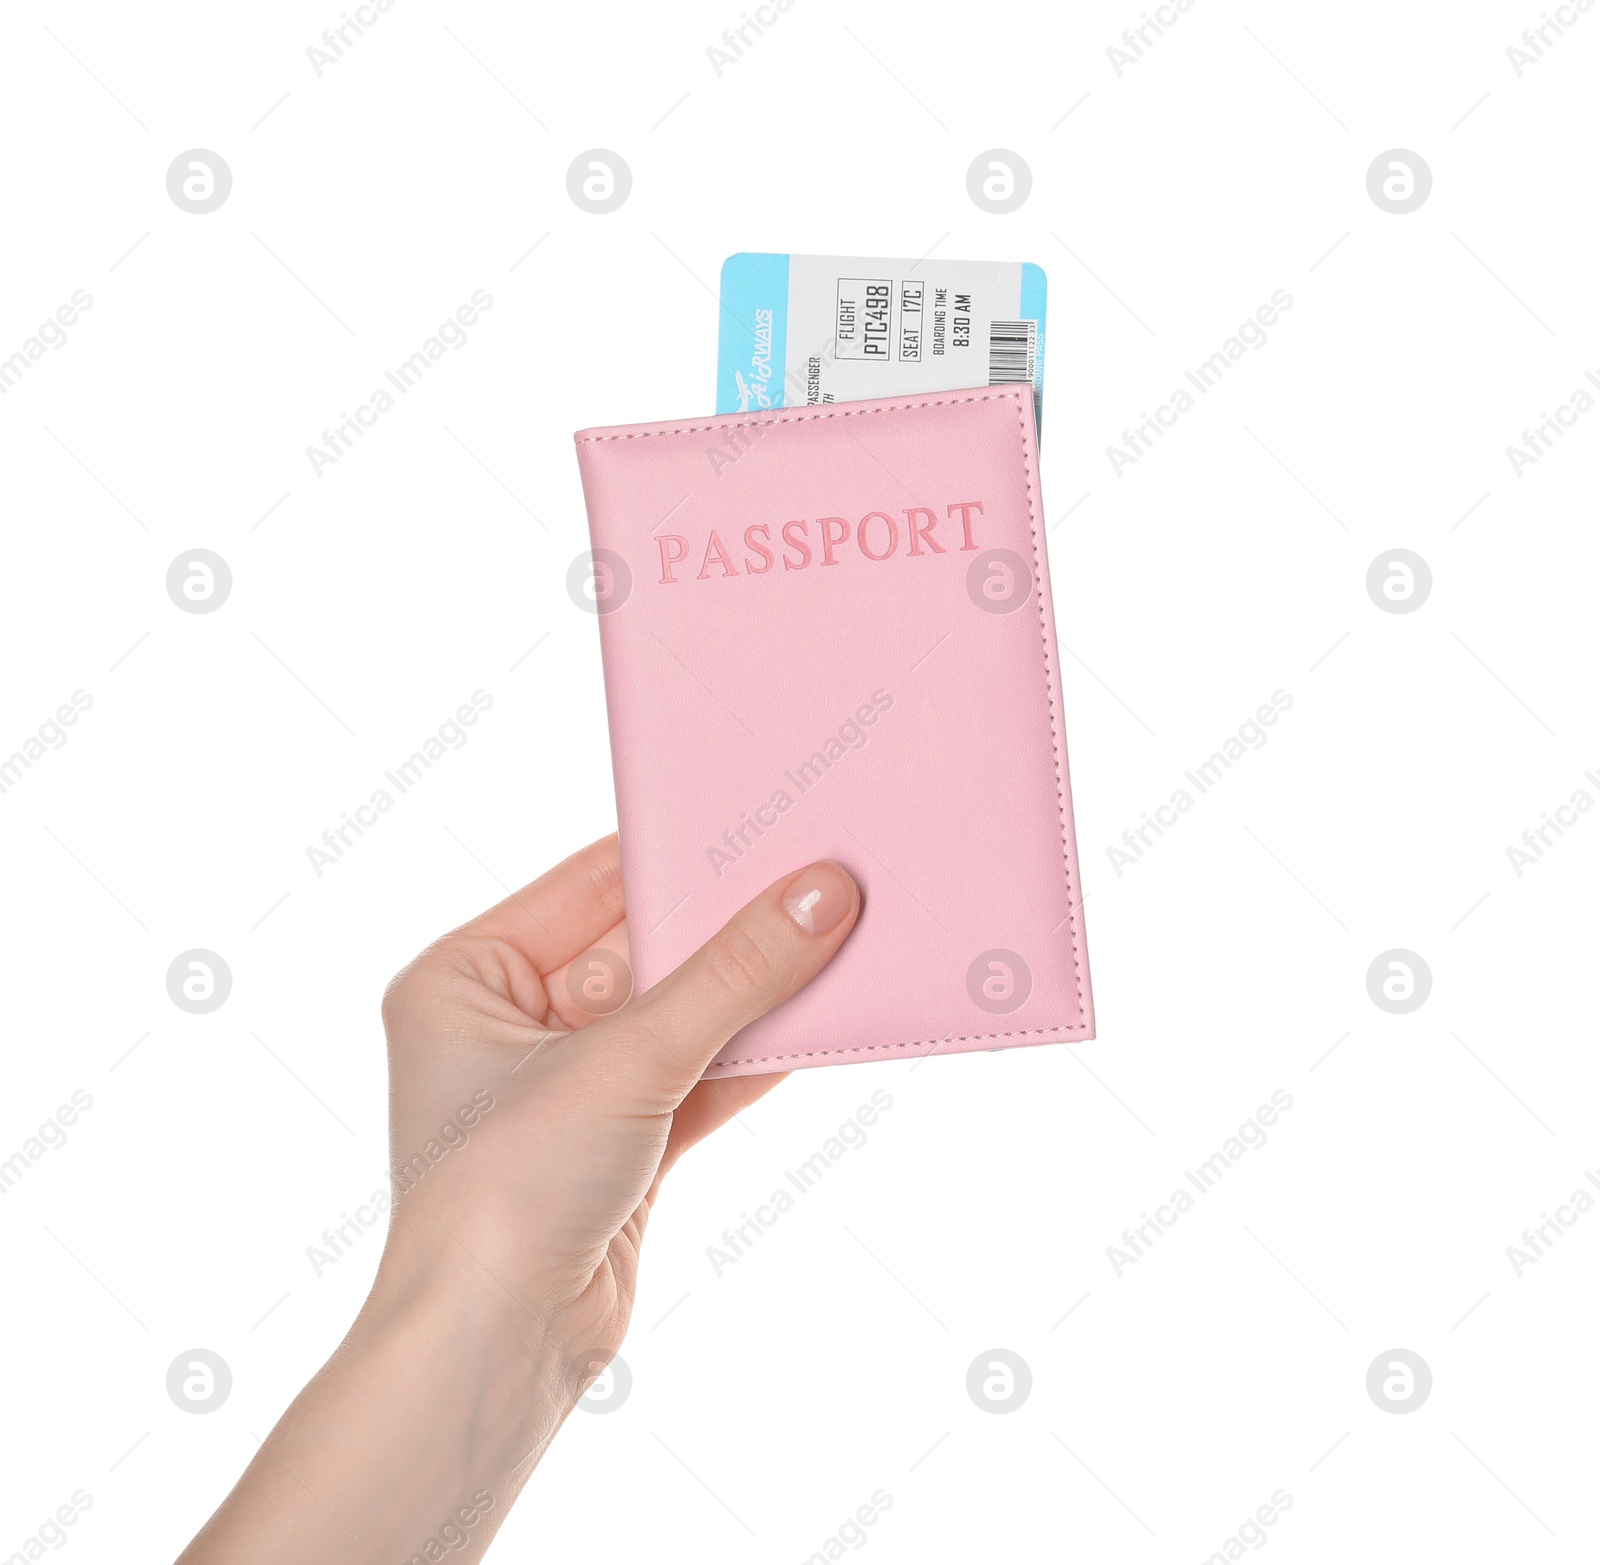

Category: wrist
[362, 1242, 578, 1430]
[371, 1197, 609, 1394]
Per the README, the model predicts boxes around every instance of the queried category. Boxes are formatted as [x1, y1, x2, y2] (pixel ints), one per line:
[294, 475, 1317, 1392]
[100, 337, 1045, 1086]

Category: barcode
[987, 319, 1036, 385]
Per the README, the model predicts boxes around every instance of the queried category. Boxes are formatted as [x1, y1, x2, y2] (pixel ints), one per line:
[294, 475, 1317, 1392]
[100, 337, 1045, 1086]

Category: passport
[573, 384, 1094, 1077]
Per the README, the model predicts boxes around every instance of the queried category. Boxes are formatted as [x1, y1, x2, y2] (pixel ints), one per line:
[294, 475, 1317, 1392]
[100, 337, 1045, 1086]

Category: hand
[379, 832, 860, 1374]
[177, 836, 860, 1564]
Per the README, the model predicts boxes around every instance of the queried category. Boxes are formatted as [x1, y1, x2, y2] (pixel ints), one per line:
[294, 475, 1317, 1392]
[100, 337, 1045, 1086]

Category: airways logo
[657, 500, 986, 582]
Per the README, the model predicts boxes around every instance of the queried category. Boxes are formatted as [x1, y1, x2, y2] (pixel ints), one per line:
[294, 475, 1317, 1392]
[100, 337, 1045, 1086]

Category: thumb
[590, 859, 859, 1107]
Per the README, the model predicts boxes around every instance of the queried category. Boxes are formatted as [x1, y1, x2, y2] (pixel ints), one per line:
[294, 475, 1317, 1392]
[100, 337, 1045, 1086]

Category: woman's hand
[177, 836, 859, 1563]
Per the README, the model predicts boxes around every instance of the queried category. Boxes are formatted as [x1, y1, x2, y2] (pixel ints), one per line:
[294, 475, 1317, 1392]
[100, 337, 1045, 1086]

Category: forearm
[174, 847, 853, 1560]
[177, 1264, 573, 1563]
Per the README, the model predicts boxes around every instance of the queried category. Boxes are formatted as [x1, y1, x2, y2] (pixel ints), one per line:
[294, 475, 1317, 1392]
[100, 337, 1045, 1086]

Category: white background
[2, 1, 1597, 1560]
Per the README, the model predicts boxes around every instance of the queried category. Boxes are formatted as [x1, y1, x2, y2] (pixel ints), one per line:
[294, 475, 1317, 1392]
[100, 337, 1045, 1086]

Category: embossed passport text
[574, 384, 1094, 1078]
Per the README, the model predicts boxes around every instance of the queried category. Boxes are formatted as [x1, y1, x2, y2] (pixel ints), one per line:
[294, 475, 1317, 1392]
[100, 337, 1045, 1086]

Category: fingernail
[781, 861, 857, 936]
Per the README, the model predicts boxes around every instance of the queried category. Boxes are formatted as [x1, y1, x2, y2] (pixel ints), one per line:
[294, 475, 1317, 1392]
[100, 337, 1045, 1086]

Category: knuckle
[381, 933, 544, 1043]
[380, 962, 421, 1029]
[585, 844, 627, 918]
[702, 923, 786, 1001]
[380, 946, 452, 1030]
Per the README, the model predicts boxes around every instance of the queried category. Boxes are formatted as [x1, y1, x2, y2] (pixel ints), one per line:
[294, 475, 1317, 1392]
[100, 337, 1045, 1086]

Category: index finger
[453, 832, 627, 976]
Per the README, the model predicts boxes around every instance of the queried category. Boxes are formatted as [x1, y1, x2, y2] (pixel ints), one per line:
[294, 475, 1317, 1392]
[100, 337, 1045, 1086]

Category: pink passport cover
[574, 385, 1094, 1077]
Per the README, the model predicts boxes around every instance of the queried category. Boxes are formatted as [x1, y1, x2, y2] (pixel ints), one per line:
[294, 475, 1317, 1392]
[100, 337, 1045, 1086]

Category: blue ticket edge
[717, 253, 1047, 429]
[717, 252, 791, 415]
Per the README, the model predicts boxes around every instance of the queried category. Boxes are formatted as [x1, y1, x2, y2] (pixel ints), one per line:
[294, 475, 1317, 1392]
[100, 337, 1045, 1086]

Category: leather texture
[574, 385, 1094, 1077]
